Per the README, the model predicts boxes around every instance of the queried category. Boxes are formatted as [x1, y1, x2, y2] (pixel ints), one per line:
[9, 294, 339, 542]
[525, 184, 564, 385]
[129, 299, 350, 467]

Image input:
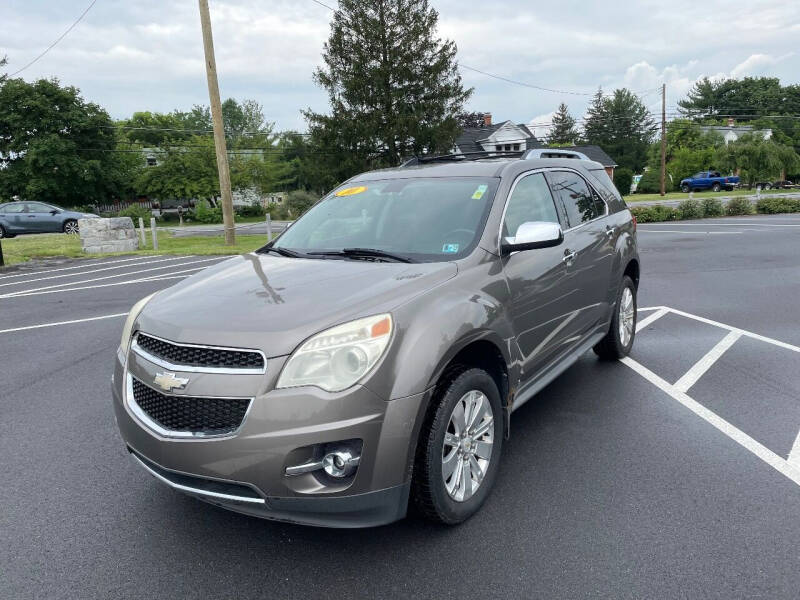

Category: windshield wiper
[258, 246, 307, 258]
[308, 248, 415, 263]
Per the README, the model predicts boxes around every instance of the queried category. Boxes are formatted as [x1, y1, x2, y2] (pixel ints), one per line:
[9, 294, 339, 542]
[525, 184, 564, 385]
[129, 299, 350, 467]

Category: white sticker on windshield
[442, 243, 459, 253]
[471, 184, 488, 200]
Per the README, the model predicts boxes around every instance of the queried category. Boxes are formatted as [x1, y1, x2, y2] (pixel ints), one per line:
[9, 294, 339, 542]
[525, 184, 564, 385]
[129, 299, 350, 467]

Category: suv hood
[136, 253, 457, 357]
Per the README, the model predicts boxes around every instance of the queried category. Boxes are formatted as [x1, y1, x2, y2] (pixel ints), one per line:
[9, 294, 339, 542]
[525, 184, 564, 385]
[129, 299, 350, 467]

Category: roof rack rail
[522, 149, 590, 161]
[401, 150, 525, 167]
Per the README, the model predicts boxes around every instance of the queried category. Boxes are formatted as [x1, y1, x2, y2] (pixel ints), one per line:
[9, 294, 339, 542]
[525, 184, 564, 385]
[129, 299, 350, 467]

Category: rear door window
[546, 171, 603, 228]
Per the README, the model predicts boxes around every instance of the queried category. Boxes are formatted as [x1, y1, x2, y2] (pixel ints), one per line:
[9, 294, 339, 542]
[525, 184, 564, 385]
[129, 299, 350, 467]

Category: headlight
[277, 314, 393, 392]
[120, 293, 156, 351]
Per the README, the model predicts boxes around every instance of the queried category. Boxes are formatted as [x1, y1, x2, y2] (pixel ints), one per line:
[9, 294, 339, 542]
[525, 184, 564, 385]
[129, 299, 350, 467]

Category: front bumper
[112, 347, 427, 528]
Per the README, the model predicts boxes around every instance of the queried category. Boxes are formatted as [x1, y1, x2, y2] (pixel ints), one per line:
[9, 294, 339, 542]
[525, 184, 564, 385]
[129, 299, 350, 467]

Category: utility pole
[198, 0, 235, 245]
[660, 83, 666, 197]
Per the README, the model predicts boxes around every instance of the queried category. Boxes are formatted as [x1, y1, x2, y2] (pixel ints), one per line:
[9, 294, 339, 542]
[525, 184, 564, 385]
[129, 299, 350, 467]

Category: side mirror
[50, 210, 59, 215]
[501, 221, 563, 255]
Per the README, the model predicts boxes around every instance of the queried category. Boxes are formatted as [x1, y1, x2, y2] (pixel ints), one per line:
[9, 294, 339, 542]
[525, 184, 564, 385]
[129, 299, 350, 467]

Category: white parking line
[0, 255, 161, 281]
[0, 256, 193, 288]
[0, 313, 128, 335]
[665, 307, 800, 354]
[621, 356, 800, 488]
[788, 432, 800, 467]
[639, 222, 800, 228]
[0, 257, 223, 298]
[636, 307, 669, 332]
[674, 330, 742, 393]
[0, 267, 207, 298]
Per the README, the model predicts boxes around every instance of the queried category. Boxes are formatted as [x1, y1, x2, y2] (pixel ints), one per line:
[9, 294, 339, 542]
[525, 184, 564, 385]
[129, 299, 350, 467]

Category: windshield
[273, 177, 498, 262]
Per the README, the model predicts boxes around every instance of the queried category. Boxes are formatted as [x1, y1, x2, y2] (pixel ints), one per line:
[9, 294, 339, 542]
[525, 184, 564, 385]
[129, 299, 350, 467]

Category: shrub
[635, 168, 674, 194]
[613, 167, 633, 196]
[726, 197, 755, 216]
[157, 211, 181, 223]
[235, 202, 266, 218]
[285, 190, 319, 218]
[118, 204, 153, 221]
[755, 197, 800, 214]
[193, 200, 223, 223]
[701, 197, 724, 217]
[677, 199, 704, 220]
[630, 205, 678, 223]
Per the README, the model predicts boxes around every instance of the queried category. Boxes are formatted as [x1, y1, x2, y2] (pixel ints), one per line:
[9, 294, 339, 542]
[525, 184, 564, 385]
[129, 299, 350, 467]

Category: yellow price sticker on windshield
[335, 186, 368, 197]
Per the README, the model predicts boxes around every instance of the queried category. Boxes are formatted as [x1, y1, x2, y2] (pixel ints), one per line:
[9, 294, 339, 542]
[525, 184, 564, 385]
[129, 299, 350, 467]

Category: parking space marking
[0, 255, 162, 281]
[0, 257, 223, 298]
[789, 432, 800, 467]
[0, 256, 193, 288]
[665, 307, 800, 354]
[0, 313, 128, 335]
[636, 307, 669, 332]
[0, 267, 209, 298]
[674, 330, 742, 393]
[621, 356, 800, 488]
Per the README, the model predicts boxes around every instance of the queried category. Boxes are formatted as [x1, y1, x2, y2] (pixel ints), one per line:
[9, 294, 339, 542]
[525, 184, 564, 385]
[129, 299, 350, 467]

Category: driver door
[500, 172, 576, 385]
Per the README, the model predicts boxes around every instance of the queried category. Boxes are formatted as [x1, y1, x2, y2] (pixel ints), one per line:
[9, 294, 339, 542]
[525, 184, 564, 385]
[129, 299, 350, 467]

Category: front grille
[136, 333, 264, 371]
[131, 377, 250, 435]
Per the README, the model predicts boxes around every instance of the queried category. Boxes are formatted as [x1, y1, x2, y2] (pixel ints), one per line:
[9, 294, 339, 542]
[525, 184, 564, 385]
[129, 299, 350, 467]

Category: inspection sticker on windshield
[442, 243, 459, 253]
[336, 186, 368, 197]
[471, 184, 488, 200]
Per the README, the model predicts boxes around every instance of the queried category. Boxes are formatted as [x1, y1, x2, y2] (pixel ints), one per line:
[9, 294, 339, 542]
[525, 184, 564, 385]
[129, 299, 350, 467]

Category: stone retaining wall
[78, 217, 139, 254]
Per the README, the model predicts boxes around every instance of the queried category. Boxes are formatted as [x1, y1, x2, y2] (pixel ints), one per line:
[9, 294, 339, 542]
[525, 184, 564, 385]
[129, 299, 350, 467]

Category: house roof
[454, 121, 544, 153]
[552, 145, 617, 168]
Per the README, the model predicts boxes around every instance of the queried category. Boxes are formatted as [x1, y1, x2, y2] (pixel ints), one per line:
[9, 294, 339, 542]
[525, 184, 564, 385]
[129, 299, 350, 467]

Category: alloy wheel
[618, 286, 635, 347]
[442, 390, 494, 502]
[64, 221, 79, 235]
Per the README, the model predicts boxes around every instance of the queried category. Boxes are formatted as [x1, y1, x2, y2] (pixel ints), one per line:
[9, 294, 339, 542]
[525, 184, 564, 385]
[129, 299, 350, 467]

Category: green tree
[547, 102, 578, 145]
[304, 0, 472, 182]
[583, 88, 654, 172]
[135, 136, 219, 203]
[0, 78, 135, 204]
[666, 146, 718, 183]
[715, 135, 800, 187]
[0, 56, 7, 85]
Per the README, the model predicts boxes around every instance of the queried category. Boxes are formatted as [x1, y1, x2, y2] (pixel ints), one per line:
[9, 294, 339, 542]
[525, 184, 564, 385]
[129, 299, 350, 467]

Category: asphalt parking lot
[1, 213, 799, 599]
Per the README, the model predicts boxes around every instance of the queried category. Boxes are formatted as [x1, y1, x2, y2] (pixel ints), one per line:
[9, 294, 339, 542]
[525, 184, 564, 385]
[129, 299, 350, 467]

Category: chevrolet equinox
[112, 149, 640, 527]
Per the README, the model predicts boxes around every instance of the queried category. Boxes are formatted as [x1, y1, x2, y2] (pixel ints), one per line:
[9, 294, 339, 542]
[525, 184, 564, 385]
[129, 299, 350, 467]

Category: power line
[9, 0, 99, 77]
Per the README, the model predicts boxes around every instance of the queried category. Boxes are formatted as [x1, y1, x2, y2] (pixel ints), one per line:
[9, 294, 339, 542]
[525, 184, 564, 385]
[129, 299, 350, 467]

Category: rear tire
[594, 275, 637, 360]
[412, 366, 503, 525]
[63, 219, 79, 235]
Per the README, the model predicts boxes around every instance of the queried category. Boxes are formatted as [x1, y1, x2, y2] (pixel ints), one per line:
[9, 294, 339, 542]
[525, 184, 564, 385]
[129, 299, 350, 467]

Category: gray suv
[112, 150, 639, 527]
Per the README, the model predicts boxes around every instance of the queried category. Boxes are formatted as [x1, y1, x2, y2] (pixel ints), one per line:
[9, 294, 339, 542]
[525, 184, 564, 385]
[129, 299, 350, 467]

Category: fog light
[323, 450, 360, 478]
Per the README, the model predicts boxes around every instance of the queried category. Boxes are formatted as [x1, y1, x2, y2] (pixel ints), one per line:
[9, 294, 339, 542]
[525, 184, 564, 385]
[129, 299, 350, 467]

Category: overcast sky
[2, 0, 799, 136]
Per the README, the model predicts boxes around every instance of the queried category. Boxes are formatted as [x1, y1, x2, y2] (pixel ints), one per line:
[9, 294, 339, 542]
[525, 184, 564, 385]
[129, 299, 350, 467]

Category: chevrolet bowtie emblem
[153, 372, 189, 392]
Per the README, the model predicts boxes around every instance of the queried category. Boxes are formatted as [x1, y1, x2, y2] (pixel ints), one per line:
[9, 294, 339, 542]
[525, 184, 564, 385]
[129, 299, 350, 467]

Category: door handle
[562, 250, 577, 264]
[605, 226, 616, 238]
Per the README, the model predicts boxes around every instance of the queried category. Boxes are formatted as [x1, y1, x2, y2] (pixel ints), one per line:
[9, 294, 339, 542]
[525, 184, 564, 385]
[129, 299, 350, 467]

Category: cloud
[730, 53, 794, 77]
[527, 112, 556, 140]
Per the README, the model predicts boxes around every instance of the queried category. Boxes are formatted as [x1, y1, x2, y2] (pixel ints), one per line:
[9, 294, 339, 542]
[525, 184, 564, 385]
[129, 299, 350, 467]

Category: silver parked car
[0, 201, 98, 238]
[113, 150, 640, 527]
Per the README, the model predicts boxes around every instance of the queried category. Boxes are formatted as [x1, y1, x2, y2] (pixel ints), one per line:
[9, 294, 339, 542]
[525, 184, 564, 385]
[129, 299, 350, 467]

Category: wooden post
[660, 83, 666, 197]
[198, 0, 235, 245]
[150, 217, 158, 250]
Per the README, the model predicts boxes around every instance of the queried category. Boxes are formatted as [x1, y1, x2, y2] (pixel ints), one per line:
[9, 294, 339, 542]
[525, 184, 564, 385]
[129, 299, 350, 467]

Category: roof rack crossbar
[522, 149, 590, 161]
[401, 150, 525, 166]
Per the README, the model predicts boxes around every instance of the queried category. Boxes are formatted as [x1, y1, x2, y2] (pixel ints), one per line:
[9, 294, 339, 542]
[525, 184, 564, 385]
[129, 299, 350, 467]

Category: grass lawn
[0, 231, 270, 267]
[624, 187, 790, 203]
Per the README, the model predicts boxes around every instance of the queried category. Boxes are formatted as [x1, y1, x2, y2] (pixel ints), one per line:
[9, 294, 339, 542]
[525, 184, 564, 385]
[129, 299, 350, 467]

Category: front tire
[712, 183, 721, 192]
[594, 275, 637, 360]
[681, 184, 690, 193]
[412, 367, 503, 525]
[63, 219, 79, 235]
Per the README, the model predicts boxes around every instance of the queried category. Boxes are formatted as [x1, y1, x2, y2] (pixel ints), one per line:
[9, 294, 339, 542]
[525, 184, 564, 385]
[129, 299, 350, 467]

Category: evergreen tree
[547, 102, 578, 145]
[583, 88, 654, 172]
[303, 0, 472, 183]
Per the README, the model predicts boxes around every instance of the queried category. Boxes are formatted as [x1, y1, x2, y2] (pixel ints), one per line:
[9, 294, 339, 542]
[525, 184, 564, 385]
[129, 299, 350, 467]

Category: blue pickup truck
[680, 171, 740, 193]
